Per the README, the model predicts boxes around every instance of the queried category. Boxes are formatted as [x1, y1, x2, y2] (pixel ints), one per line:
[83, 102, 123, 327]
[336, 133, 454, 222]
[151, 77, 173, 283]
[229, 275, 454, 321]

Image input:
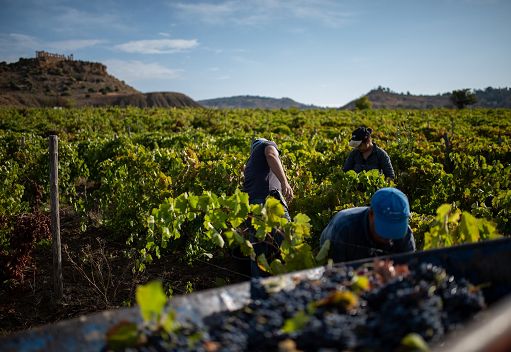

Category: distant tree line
[450, 87, 511, 109]
[368, 86, 511, 109]
[450, 89, 477, 109]
[474, 87, 511, 108]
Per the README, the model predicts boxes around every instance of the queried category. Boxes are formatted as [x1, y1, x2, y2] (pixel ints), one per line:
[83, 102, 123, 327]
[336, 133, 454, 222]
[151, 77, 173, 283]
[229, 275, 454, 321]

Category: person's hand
[282, 181, 294, 202]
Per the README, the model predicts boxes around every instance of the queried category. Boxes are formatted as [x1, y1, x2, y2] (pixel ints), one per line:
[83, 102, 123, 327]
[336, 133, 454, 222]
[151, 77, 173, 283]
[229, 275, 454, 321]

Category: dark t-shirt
[320, 207, 416, 263]
[243, 140, 281, 203]
[342, 143, 395, 179]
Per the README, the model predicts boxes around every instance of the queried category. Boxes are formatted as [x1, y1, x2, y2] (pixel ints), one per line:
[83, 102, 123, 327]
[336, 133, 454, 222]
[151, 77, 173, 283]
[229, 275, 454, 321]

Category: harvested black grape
[130, 260, 486, 352]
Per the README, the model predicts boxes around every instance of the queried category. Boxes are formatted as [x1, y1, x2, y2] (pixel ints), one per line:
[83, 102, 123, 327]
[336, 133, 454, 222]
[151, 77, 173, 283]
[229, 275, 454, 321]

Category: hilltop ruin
[35, 50, 74, 62]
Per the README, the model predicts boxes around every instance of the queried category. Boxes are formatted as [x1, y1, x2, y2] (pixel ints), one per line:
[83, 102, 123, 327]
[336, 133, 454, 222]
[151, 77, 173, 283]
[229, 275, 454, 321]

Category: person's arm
[320, 217, 346, 263]
[343, 151, 355, 172]
[379, 149, 395, 179]
[265, 145, 294, 201]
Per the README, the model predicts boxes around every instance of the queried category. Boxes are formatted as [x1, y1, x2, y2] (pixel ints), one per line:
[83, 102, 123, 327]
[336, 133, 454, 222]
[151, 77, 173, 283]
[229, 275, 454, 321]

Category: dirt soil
[0, 208, 250, 337]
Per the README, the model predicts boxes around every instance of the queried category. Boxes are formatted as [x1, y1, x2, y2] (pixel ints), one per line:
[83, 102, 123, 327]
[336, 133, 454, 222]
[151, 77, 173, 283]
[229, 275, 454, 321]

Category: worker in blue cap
[320, 187, 416, 263]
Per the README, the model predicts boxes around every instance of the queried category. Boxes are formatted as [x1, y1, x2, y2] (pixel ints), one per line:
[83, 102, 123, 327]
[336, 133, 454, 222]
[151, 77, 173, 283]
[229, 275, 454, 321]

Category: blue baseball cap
[370, 188, 410, 239]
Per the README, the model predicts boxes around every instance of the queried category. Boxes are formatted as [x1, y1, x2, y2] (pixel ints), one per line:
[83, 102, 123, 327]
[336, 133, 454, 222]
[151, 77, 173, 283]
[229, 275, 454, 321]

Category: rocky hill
[3, 54, 509, 110]
[341, 87, 511, 109]
[0, 54, 201, 108]
[198, 95, 323, 109]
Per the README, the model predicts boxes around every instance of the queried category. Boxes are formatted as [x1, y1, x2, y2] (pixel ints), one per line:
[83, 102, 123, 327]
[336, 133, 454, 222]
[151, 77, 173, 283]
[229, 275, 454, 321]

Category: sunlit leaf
[269, 259, 287, 275]
[315, 239, 330, 263]
[240, 239, 254, 257]
[160, 310, 178, 334]
[351, 275, 371, 292]
[400, 332, 430, 351]
[136, 281, 167, 322]
[314, 290, 358, 311]
[459, 211, 479, 243]
[213, 232, 225, 248]
[175, 193, 189, 213]
[283, 243, 315, 272]
[257, 253, 271, 273]
[265, 197, 285, 224]
[293, 213, 311, 237]
[281, 310, 311, 334]
[188, 194, 199, 209]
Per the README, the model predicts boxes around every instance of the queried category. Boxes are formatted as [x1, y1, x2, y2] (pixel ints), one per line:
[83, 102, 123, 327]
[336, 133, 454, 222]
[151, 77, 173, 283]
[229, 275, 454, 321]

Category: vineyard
[0, 107, 510, 335]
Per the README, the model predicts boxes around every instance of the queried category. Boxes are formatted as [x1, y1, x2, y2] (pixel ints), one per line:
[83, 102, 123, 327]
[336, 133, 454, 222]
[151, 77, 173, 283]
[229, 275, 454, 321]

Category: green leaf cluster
[424, 204, 501, 249]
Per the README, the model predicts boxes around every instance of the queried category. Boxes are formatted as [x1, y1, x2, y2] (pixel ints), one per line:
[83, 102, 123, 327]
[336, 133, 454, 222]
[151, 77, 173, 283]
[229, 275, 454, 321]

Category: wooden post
[49, 135, 63, 301]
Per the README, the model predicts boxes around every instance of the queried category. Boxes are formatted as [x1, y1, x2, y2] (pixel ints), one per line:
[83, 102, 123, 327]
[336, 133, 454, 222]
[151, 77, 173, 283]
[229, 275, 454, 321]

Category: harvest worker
[243, 138, 294, 276]
[320, 187, 415, 263]
[244, 138, 294, 209]
[343, 127, 395, 179]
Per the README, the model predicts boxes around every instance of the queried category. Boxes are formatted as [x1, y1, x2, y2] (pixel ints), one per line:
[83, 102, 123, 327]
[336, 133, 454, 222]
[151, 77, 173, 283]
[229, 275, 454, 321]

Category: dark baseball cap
[348, 127, 372, 148]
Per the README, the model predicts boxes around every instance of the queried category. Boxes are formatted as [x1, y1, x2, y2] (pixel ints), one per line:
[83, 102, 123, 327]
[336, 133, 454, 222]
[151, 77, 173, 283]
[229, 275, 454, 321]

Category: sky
[0, 0, 510, 107]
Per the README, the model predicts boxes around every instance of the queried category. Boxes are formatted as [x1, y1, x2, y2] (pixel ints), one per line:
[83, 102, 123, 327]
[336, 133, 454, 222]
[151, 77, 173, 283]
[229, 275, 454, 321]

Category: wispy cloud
[115, 39, 198, 54]
[48, 39, 105, 51]
[173, 0, 354, 27]
[103, 59, 183, 80]
[0, 33, 38, 49]
[52, 6, 129, 33]
[173, 1, 236, 24]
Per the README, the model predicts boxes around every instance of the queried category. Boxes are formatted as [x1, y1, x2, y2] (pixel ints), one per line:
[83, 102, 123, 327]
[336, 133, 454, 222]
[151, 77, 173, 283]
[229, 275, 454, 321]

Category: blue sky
[0, 0, 510, 107]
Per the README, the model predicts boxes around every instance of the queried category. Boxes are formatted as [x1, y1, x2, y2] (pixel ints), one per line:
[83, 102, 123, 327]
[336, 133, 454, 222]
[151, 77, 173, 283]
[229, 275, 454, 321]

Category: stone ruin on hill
[35, 50, 74, 62]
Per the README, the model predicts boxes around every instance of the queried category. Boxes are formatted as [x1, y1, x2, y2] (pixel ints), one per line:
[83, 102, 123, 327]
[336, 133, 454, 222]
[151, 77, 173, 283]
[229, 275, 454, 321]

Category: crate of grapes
[2, 237, 511, 352]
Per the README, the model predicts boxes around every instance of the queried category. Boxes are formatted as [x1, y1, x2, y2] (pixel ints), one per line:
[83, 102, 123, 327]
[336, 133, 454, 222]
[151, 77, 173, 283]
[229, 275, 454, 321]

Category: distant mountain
[198, 95, 324, 109]
[341, 87, 511, 109]
[4, 54, 510, 110]
[0, 53, 201, 108]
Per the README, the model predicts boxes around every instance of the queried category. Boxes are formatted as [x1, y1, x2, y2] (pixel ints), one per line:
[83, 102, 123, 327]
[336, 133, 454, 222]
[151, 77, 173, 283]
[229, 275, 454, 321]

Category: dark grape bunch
[0, 211, 51, 282]
[136, 261, 486, 352]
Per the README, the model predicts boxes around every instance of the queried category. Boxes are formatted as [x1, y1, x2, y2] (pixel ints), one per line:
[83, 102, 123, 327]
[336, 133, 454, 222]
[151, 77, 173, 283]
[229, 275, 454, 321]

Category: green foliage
[0, 161, 27, 248]
[136, 280, 168, 324]
[106, 280, 181, 350]
[423, 204, 501, 249]
[93, 142, 172, 241]
[400, 333, 430, 352]
[281, 310, 311, 333]
[354, 96, 372, 110]
[0, 107, 510, 277]
[0, 161, 26, 218]
[492, 190, 511, 233]
[450, 89, 477, 109]
[395, 152, 454, 214]
[146, 190, 318, 275]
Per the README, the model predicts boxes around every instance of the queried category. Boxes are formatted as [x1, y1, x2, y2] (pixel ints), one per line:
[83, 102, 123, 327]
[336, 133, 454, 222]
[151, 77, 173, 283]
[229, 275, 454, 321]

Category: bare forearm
[265, 146, 293, 200]
[267, 153, 288, 185]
